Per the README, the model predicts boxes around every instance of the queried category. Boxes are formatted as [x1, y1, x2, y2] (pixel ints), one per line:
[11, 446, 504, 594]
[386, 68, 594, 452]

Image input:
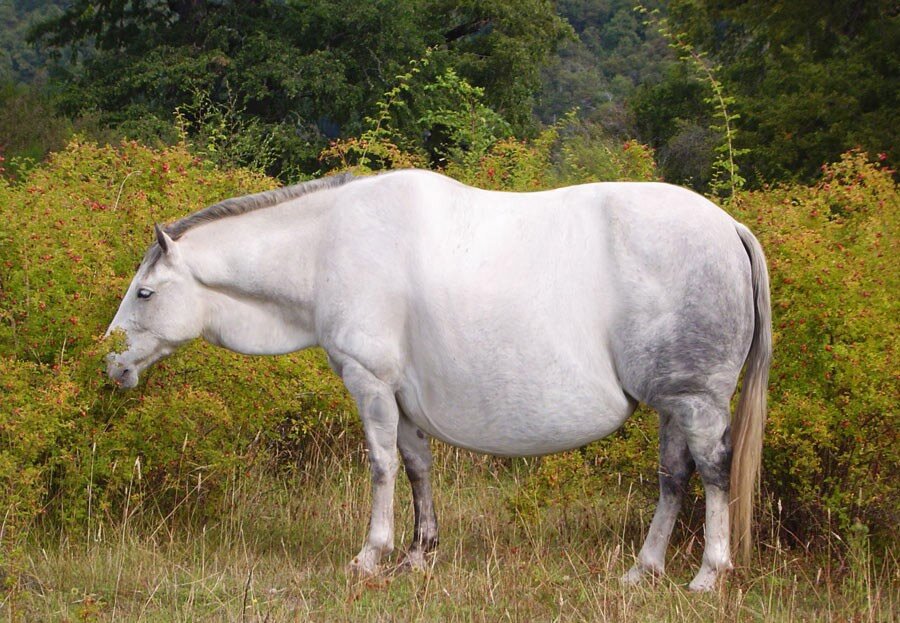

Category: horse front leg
[340, 360, 400, 576]
[397, 414, 438, 570]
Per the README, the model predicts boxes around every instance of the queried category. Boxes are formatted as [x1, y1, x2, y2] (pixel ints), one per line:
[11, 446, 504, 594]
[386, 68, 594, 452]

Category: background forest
[1, 1, 897, 620]
[4, 0, 896, 189]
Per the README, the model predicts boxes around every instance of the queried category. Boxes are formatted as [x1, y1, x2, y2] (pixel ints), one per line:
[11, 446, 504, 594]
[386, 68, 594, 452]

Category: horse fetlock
[347, 543, 389, 577]
[419, 533, 439, 552]
[640, 552, 666, 574]
[688, 562, 731, 592]
[621, 561, 664, 586]
[703, 551, 734, 573]
[688, 552, 733, 592]
[347, 556, 379, 577]
[368, 529, 395, 558]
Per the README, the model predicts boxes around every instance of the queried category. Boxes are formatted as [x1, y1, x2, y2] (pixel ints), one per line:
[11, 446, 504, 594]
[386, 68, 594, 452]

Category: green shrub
[506, 451, 593, 524]
[557, 125, 659, 184]
[731, 150, 898, 543]
[0, 356, 81, 535]
[0, 139, 356, 540]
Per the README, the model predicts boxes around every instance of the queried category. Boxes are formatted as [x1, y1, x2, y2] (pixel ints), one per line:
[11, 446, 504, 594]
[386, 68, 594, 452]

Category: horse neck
[183, 198, 331, 354]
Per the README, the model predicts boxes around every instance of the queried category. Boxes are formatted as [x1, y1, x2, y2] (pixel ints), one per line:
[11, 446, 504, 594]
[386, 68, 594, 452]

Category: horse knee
[369, 455, 399, 486]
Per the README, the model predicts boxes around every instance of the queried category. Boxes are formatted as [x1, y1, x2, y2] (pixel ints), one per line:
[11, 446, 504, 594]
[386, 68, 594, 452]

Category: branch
[444, 19, 491, 43]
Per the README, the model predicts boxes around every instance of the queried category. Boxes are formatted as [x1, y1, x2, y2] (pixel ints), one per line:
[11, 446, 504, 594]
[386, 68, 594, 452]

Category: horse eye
[137, 288, 154, 300]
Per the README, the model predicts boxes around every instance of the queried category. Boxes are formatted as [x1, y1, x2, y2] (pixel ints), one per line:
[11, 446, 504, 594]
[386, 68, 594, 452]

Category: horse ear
[154, 223, 174, 254]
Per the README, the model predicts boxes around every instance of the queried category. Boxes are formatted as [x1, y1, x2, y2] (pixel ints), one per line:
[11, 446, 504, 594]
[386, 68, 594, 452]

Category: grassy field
[3, 441, 896, 622]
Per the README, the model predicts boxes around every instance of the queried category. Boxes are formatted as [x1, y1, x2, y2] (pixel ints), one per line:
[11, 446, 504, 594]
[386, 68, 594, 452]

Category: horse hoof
[346, 557, 379, 578]
[396, 550, 430, 573]
[687, 576, 714, 592]
[687, 568, 720, 592]
[621, 565, 645, 586]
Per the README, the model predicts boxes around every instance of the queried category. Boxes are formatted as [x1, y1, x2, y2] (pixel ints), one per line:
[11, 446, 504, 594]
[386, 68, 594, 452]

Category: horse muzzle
[106, 353, 139, 389]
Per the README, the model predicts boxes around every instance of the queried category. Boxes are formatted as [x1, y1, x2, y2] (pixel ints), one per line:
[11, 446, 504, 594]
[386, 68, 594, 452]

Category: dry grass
[2, 443, 897, 622]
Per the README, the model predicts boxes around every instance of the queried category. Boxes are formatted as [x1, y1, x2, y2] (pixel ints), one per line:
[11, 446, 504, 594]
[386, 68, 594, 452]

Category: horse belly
[397, 352, 634, 456]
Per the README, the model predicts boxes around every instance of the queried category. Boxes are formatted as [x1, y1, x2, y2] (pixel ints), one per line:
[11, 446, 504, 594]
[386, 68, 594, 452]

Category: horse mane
[143, 172, 356, 265]
[167, 172, 356, 240]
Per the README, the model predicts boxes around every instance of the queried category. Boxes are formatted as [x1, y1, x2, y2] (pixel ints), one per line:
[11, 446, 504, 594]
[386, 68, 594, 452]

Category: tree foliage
[0, 0, 65, 83]
[666, 0, 899, 185]
[536, 0, 672, 128]
[28, 0, 569, 179]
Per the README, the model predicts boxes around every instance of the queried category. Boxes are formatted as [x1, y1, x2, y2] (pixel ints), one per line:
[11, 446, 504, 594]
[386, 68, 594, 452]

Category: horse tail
[731, 222, 772, 566]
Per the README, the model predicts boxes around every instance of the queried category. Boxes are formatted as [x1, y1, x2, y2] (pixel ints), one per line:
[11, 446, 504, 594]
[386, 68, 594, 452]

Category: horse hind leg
[396, 413, 439, 571]
[623, 411, 695, 585]
[668, 394, 734, 591]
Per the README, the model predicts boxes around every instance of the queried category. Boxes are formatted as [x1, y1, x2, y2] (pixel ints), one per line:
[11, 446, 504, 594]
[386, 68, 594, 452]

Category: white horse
[105, 169, 770, 591]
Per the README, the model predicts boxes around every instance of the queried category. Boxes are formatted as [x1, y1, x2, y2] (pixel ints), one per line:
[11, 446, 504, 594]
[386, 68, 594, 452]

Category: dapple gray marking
[105, 169, 771, 591]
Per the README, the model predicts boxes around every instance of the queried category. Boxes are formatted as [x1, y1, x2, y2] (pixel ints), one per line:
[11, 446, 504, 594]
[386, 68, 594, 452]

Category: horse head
[105, 224, 205, 388]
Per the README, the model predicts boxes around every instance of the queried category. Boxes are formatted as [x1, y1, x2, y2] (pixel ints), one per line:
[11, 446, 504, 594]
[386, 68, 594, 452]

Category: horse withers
[105, 169, 771, 591]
